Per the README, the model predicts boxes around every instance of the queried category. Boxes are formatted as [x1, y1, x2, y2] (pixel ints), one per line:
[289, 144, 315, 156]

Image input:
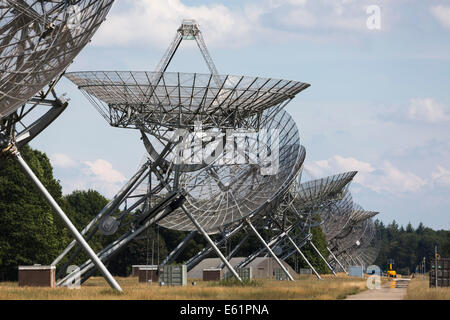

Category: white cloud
[50, 155, 127, 198]
[431, 165, 450, 186]
[368, 161, 427, 194]
[431, 5, 450, 30]
[283, 8, 319, 28]
[408, 98, 450, 123]
[305, 155, 427, 194]
[93, 0, 394, 49]
[83, 159, 126, 184]
[94, 0, 256, 48]
[50, 153, 77, 168]
[305, 155, 375, 185]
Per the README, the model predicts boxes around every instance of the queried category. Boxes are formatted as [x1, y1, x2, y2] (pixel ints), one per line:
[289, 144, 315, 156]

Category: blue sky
[30, 0, 450, 230]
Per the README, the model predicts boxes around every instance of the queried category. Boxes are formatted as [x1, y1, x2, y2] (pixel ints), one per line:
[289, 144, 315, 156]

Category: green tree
[59, 189, 110, 269]
[0, 146, 69, 280]
[374, 219, 449, 275]
[294, 226, 330, 274]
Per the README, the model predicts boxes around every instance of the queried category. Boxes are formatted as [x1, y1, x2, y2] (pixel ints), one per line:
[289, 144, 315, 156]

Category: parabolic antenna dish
[287, 171, 357, 228]
[65, 71, 310, 130]
[0, 0, 114, 120]
[156, 109, 305, 232]
[320, 191, 355, 242]
[347, 206, 379, 225]
[352, 221, 380, 267]
[294, 171, 357, 211]
[331, 210, 378, 256]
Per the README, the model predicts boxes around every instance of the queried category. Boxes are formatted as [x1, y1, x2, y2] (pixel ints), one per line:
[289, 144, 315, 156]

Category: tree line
[373, 219, 449, 275]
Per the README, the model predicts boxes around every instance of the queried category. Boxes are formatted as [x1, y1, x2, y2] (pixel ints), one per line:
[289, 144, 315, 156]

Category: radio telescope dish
[65, 71, 310, 130]
[320, 191, 356, 242]
[328, 205, 379, 254]
[330, 212, 379, 269]
[352, 222, 381, 269]
[156, 109, 305, 232]
[0, 0, 114, 120]
[294, 171, 357, 211]
[285, 171, 357, 230]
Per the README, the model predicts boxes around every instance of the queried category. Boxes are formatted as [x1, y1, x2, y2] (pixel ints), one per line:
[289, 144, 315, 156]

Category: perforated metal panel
[159, 265, 187, 286]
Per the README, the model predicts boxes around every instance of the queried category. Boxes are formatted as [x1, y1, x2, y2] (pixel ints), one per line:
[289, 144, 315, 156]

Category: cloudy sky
[30, 0, 450, 230]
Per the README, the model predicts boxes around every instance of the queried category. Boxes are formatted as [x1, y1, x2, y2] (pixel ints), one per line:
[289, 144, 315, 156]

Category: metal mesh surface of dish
[65, 71, 310, 129]
[156, 109, 305, 232]
[331, 214, 377, 257]
[0, 0, 114, 120]
[294, 171, 357, 211]
[320, 191, 355, 242]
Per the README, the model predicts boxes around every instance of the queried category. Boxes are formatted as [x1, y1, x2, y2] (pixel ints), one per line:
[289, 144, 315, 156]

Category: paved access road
[345, 278, 410, 300]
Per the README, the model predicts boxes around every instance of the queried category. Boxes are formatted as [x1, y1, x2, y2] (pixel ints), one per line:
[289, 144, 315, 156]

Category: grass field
[405, 277, 450, 300]
[0, 274, 368, 300]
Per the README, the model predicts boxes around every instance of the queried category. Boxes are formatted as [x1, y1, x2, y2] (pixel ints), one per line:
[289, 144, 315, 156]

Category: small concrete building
[188, 257, 297, 280]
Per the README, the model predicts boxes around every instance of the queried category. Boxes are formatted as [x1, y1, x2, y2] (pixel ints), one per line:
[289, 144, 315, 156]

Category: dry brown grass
[405, 278, 450, 300]
[0, 273, 368, 300]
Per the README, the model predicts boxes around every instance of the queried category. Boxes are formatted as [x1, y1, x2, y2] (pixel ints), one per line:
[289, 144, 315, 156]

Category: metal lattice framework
[332, 216, 379, 270]
[0, 0, 114, 120]
[291, 171, 357, 230]
[154, 19, 219, 76]
[350, 217, 380, 268]
[174, 150, 304, 273]
[157, 109, 305, 232]
[257, 172, 359, 277]
[180, 169, 358, 280]
[294, 171, 357, 212]
[324, 201, 379, 270]
[65, 71, 310, 130]
[330, 208, 376, 249]
[272, 172, 380, 274]
[57, 19, 310, 284]
[320, 191, 355, 242]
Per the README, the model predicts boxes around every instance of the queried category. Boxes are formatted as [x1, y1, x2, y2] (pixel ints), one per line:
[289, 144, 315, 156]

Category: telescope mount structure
[59, 19, 310, 284]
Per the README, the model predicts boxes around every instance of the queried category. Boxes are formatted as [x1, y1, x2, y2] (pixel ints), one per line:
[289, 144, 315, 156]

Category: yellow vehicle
[387, 259, 397, 277]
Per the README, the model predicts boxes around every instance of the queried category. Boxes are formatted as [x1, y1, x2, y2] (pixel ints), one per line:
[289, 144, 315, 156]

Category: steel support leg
[52, 163, 148, 266]
[58, 192, 181, 286]
[327, 247, 347, 274]
[14, 151, 122, 292]
[355, 255, 365, 269]
[245, 219, 294, 281]
[308, 241, 337, 276]
[181, 206, 242, 282]
[217, 234, 249, 269]
[161, 231, 196, 266]
[186, 222, 244, 271]
[348, 253, 358, 266]
[285, 235, 322, 280]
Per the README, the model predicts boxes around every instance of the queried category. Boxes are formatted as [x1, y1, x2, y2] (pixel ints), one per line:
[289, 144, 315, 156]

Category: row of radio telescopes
[0, 1, 379, 290]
